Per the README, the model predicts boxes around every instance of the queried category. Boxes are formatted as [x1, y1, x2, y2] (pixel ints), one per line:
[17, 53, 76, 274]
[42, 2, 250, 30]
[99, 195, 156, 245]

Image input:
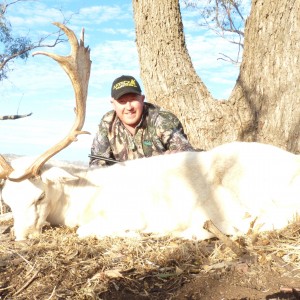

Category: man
[89, 75, 194, 167]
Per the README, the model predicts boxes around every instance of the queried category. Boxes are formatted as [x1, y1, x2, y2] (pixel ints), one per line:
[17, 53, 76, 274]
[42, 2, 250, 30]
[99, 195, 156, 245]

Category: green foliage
[0, 1, 33, 80]
[6, 36, 32, 58]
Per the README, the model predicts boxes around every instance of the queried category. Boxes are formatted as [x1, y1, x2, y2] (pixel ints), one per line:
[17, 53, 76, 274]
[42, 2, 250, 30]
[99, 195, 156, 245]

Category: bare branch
[181, 0, 250, 64]
[217, 52, 240, 64]
[0, 1, 72, 80]
[1, 0, 38, 14]
[0, 112, 32, 120]
[0, 27, 66, 75]
[203, 220, 246, 256]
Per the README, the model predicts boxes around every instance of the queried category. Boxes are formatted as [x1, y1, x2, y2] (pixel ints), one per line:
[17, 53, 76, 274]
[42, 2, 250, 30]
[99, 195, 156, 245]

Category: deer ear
[41, 167, 79, 184]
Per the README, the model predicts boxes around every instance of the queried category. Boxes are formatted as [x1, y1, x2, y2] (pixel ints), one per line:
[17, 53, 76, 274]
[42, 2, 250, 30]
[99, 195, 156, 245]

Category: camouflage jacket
[89, 102, 194, 167]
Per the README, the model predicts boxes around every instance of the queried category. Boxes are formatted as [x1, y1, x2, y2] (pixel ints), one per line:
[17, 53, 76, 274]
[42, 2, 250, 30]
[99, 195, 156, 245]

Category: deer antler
[0, 155, 13, 179]
[6, 22, 91, 182]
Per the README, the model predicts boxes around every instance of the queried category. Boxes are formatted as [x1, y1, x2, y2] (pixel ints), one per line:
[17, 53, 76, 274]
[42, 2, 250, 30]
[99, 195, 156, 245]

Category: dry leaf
[104, 269, 123, 279]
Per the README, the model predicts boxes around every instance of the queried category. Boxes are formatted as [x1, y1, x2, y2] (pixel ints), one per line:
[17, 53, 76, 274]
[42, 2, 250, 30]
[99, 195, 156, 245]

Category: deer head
[0, 22, 91, 182]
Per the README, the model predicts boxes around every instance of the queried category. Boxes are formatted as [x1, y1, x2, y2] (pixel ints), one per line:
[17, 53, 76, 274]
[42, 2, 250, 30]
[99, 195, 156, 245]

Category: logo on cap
[113, 79, 138, 91]
[111, 75, 142, 99]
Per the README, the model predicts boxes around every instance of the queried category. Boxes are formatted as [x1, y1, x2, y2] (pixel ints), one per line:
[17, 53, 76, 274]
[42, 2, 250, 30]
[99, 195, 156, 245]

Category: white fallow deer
[0, 24, 300, 242]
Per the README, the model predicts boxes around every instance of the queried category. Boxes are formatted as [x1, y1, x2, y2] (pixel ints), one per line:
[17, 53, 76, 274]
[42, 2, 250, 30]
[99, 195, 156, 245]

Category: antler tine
[80, 27, 85, 47]
[0, 155, 13, 179]
[8, 23, 92, 182]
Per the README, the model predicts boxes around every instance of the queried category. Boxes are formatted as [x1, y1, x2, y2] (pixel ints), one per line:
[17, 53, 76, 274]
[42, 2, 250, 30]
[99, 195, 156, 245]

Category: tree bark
[233, 0, 300, 152]
[132, 0, 300, 153]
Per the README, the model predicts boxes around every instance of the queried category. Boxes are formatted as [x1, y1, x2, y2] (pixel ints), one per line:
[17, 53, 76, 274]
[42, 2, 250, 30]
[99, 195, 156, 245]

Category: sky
[0, 0, 250, 165]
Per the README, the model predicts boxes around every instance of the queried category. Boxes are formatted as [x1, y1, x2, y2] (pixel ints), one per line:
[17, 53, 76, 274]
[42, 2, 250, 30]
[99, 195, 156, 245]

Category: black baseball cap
[111, 75, 142, 100]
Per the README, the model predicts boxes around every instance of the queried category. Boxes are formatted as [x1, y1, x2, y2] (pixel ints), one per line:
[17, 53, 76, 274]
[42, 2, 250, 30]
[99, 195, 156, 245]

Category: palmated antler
[2, 22, 91, 182]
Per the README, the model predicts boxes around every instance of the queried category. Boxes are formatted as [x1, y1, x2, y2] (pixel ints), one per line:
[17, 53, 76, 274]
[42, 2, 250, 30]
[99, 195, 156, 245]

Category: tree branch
[0, 112, 32, 120]
[203, 220, 246, 256]
[0, 1, 70, 80]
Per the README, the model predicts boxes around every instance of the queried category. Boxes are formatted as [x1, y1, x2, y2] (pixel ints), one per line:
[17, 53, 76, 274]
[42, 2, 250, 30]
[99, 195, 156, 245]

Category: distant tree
[0, 0, 66, 120]
[0, 0, 66, 81]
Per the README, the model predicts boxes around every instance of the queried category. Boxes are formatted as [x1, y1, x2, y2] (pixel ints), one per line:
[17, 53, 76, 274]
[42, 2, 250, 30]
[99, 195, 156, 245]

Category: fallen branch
[280, 286, 300, 293]
[14, 269, 39, 296]
[203, 220, 246, 256]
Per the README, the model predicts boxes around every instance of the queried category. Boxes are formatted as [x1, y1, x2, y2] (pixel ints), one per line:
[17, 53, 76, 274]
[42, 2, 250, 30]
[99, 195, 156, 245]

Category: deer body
[2, 142, 300, 240]
[1, 24, 299, 241]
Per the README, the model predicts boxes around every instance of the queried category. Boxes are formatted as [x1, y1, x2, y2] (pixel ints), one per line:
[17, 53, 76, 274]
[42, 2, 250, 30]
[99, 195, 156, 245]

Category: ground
[0, 218, 299, 300]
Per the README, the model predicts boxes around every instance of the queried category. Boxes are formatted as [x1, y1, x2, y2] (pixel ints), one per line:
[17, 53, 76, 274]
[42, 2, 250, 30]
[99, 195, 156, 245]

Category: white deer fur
[2, 142, 300, 241]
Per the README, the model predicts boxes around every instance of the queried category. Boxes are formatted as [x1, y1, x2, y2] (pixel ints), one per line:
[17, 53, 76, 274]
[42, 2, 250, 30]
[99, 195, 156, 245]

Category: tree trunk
[233, 0, 300, 152]
[132, 0, 300, 153]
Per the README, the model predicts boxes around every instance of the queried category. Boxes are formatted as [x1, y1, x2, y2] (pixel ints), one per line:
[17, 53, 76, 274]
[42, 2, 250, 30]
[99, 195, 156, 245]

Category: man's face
[112, 93, 145, 128]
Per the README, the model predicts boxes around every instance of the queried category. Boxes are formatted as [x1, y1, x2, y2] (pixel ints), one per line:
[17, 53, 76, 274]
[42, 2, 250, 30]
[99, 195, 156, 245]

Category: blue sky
[0, 0, 248, 164]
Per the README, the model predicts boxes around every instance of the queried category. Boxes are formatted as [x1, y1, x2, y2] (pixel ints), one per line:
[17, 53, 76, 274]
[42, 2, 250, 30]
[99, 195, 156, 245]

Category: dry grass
[0, 218, 299, 299]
